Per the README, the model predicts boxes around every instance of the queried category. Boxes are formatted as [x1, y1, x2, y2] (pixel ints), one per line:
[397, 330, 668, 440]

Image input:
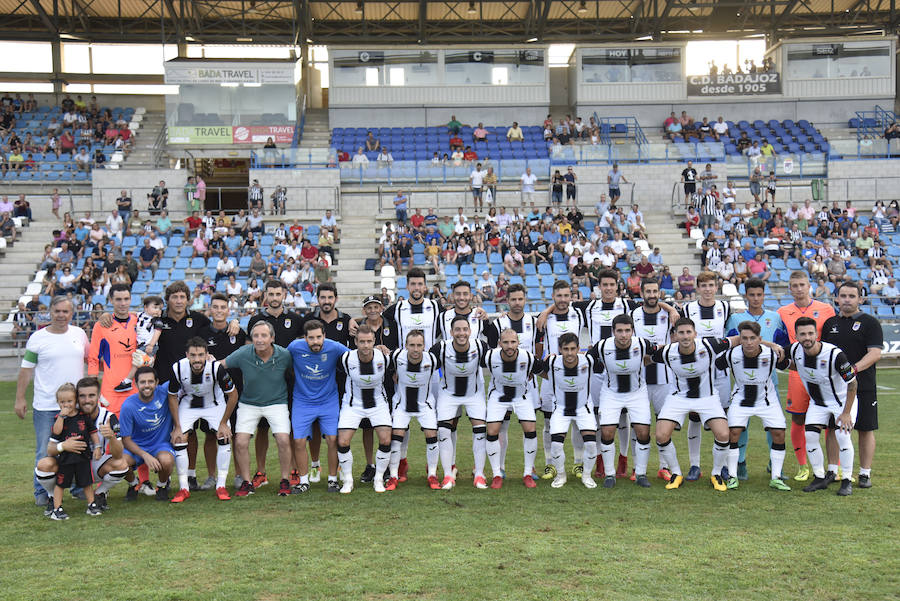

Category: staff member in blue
[287, 319, 350, 493]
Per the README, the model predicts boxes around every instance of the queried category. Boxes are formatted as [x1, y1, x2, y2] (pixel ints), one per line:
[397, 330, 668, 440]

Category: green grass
[1, 374, 899, 601]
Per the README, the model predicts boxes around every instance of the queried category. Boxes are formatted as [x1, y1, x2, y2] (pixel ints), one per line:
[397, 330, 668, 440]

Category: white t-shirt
[520, 172, 537, 192]
[470, 169, 485, 188]
[21, 326, 88, 411]
[713, 121, 729, 134]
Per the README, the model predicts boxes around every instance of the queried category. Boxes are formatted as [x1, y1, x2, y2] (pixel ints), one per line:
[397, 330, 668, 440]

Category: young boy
[765, 171, 777, 203]
[48, 383, 102, 520]
[113, 296, 163, 393]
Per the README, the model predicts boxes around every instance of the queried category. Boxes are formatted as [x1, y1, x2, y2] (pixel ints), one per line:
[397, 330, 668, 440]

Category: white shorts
[598, 388, 651, 426]
[727, 402, 787, 431]
[806, 400, 858, 429]
[338, 403, 392, 430]
[437, 392, 486, 422]
[526, 380, 540, 410]
[648, 384, 673, 415]
[91, 453, 114, 476]
[235, 403, 291, 435]
[658, 394, 726, 427]
[539, 378, 554, 414]
[589, 373, 604, 407]
[392, 396, 438, 431]
[715, 372, 731, 409]
[178, 403, 226, 434]
[487, 394, 537, 423]
[549, 406, 596, 435]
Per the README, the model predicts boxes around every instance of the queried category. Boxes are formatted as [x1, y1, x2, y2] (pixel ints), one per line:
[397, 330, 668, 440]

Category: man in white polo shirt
[15, 295, 89, 505]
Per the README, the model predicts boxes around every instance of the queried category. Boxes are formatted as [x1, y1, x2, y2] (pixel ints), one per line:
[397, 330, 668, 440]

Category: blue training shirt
[287, 338, 350, 405]
[119, 384, 172, 449]
[725, 309, 789, 345]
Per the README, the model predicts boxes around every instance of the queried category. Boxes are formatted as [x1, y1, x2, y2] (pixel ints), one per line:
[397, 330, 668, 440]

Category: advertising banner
[164, 61, 296, 85]
[168, 126, 233, 144]
[232, 125, 295, 145]
[687, 72, 782, 96]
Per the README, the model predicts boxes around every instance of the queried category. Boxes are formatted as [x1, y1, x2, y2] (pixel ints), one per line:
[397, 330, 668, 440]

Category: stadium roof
[0, 0, 895, 45]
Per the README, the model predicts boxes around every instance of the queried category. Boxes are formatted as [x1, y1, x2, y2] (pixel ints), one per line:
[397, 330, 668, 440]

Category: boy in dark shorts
[48, 383, 102, 520]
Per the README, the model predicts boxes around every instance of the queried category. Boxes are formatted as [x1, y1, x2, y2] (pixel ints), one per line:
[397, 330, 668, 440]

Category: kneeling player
[591, 315, 654, 489]
[542, 333, 598, 489]
[168, 338, 238, 503]
[714, 321, 791, 491]
[387, 331, 441, 490]
[484, 329, 545, 489]
[336, 325, 393, 494]
[790, 317, 858, 496]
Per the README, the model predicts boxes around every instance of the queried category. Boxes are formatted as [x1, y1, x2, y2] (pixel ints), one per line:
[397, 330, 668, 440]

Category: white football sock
[688, 419, 702, 467]
[634, 438, 651, 477]
[550, 440, 565, 474]
[400, 430, 410, 460]
[599, 439, 616, 477]
[486, 436, 502, 478]
[35, 469, 56, 497]
[472, 428, 487, 479]
[805, 432, 825, 479]
[542, 420, 553, 466]
[425, 437, 439, 477]
[582, 440, 597, 471]
[175, 446, 190, 491]
[216, 443, 232, 489]
[498, 419, 510, 471]
[658, 440, 681, 476]
[375, 445, 391, 481]
[389, 438, 403, 478]
[338, 449, 353, 482]
[572, 428, 584, 464]
[727, 443, 740, 478]
[95, 470, 126, 495]
[450, 428, 458, 466]
[712, 439, 729, 476]
[523, 433, 538, 477]
[770, 447, 786, 482]
[438, 426, 455, 478]
[617, 412, 631, 457]
[835, 429, 854, 480]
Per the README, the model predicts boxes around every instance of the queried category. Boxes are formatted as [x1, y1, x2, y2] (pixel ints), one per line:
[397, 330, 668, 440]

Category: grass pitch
[1, 374, 898, 601]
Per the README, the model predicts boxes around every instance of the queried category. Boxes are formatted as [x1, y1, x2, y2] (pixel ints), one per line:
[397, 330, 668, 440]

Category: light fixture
[236, 36, 253, 41]
[578, 1, 587, 14]
[467, 2, 477, 15]
[355, 1, 363, 13]
[526, 37, 538, 42]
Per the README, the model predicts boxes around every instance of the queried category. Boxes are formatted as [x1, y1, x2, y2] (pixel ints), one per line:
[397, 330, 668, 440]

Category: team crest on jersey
[321, 353, 327, 361]
[229, 336, 236, 344]
[383, 327, 390, 336]
[376, 362, 384, 369]
[820, 359, 827, 367]
[284, 319, 291, 328]
[519, 362, 526, 369]
[186, 318, 193, 328]
[632, 347, 639, 355]
[580, 365, 587, 372]
[698, 350, 706, 357]
[525, 323, 531, 331]
[852, 322, 861, 331]
[715, 310, 723, 317]
[761, 357, 769, 365]
[765, 319, 771, 327]
[469, 351, 477, 360]
[336, 322, 344, 331]
[813, 311, 819, 318]
[204, 373, 211, 381]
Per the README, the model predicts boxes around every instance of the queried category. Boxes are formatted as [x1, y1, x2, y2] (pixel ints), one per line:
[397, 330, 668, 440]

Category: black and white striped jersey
[631, 306, 672, 385]
[590, 336, 654, 394]
[338, 349, 388, 409]
[168, 358, 234, 408]
[486, 314, 542, 354]
[484, 349, 545, 403]
[541, 307, 586, 356]
[651, 338, 731, 399]
[684, 299, 731, 339]
[387, 348, 438, 413]
[438, 309, 485, 342]
[547, 353, 595, 416]
[429, 339, 489, 398]
[383, 298, 441, 349]
[715, 346, 788, 407]
[789, 341, 856, 407]
[576, 298, 639, 344]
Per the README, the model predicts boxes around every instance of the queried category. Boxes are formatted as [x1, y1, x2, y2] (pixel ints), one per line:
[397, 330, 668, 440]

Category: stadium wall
[328, 106, 549, 129]
[91, 168, 187, 213]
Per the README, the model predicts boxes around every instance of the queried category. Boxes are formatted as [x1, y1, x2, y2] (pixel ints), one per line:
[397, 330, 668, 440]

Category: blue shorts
[125, 443, 175, 467]
[292, 400, 339, 440]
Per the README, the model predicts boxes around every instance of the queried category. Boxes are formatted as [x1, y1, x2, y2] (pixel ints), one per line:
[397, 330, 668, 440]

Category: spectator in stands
[449, 131, 464, 151]
[871, 260, 891, 295]
[463, 146, 478, 162]
[678, 267, 696, 299]
[247, 250, 266, 280]
[314, 253, 332, 284]
[884, 122, 900, 140]
[190, 232, 208, 260]
[716, 254, 736, 284]
[759, 140, 776, 169]
[263, 137, 278, 165]
[148, 180, 168, 215]
[377, 147, 393, 167]
[155, 209, 172, 236]
[607, 163, 626, 204]
[555, 119, 570, 145]
[827, 254, 847, 284]
[335, 148, 350, 163]
[476, 270, 496, 302]
[93, 148, 106, 170]
[881, 278, 899, 305]
[184, 211, 202, 237]
[747, 252, 771, 281]
[446, 115, 463, 134]
[105, 209, 123, 240]
[735, 131, 751, 153]
[241, 231, 259, 257]
[712, 116, 729, 141]
[697, 117, 714, 140]
[73, 146, 91, 173]
[352, 147, 369, 166]
[665, 116, 683, 140]
[58, 129, 76, 155]
[549, 137, 564, 158]
[871, 200, 889, 230]
[390, 190, 409, 225]
[663, 111, 677, 132]
[216, 254, 236, 282]
[365, 131, 380, 151]
[506, 121, 524, 143]
[684, 206, 700, 235]
[472, 123, 489, 144]
[138, 238, 159, 274]
[679, 111, 695, 133]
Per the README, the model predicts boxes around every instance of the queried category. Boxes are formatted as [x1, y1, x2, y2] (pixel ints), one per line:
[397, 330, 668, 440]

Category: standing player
[383, 268, 442, 482]
[649, 318, 739, 492]
[591, 315, 654, 489]
[715, 321, 791, 491]
[286, 320, 351, 493]
[724, 278, 789, 480]
[335, 325, 392, 493]
[821, 282, 881, 488]
[167, 338, 238, 503]
[631, 278, 675, 481]
[534, 280, 587, 480]
[386, 331, 440, 489]
[247, 280, 304, 489]
[484, 283, 542, 479]
[777, 271, 835, 481]
[541, 332, 598, 489]
[430, 316, 490, 489]
[483, 329, 545, 489]
[87, 284, 140, 414]
[789, 317, 857, 496]
[683, 271, 732, 481]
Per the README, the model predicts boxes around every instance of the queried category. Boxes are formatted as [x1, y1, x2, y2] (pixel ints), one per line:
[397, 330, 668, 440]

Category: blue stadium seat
[537, 263, 552, 275]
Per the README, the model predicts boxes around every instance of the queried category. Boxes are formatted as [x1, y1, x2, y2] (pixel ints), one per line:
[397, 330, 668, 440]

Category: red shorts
[785, 371, 810, 414]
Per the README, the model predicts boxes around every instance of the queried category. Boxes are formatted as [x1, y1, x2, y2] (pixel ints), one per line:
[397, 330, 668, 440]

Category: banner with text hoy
[232, 125, 295, 145]
[687, 73, 782, 97]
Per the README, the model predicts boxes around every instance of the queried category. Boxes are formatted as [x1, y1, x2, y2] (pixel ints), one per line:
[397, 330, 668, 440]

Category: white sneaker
[139, 482, 156, 497]
[551, 473, 567, 489]
[373, 478, 386, 493]
[581, 474, 597, 489]
[340, 478, 354, 494]
[309, 465, 321, 483]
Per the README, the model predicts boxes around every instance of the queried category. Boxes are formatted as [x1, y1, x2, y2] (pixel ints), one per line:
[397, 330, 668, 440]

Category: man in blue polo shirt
[287, 319, 350, 493]
[119, 366, 175, 501]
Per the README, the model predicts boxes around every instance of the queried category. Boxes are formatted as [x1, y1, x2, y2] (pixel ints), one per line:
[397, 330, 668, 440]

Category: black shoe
[95, 492, 109, 511]
[836, 479, 853, 496]
[359, 464, 376, 483]
[603, 476, 616, 489]
[634, 475, 651, 488]
[85, 502, 103, 516]
[155, 484, 169, 501]
[43, 499, 54, 517]
[858, 474, 872, 488]
[803, 471, 835, 492]
[49, 506, 69, 521]
[327, 480, 340, 493]
[113, 380, 133, 393]
[291, 482, 310, 494]
[188, 476, 200, 491]
[124, 484, 139, 502]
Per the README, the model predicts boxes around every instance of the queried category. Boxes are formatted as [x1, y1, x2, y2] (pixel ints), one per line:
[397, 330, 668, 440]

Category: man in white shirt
[320, 209, 339, 240]
[453, 207, 469, 234]
[377, 148, 394, 167]
[216, 256, 235, 281]
[520, 168, 538, 204]
[105, 209, 123, 240]
[712, 116, 729, 140]
[582, 243, 601, 265]
[497, 206, 513, 229]
[470, 163, 486, 213]
[609, 232, 627, 259]
[715, 254, 735, 283]
[352, 147, 369, 166]
[148, 231, 165, 252]
[600, 246, 616, 267]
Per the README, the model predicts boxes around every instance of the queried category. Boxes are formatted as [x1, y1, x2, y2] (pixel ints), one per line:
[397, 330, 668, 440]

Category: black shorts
[684, 183, 696, 194]
[566, 187, 576, 200]
[854, 391, 878, 431]
[57, 461, 93, 489]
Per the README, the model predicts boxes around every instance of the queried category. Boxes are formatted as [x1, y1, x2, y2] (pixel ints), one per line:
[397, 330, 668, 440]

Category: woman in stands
[246, 278, 262, 305]
[241, 231, 259, 257]
[110, 263, 131, 289]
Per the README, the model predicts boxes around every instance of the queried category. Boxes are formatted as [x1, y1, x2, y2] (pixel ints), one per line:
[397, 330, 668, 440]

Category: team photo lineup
[17, 261, 881, 520]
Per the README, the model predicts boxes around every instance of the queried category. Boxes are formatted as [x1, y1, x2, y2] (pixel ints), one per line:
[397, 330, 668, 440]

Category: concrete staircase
[642, 211, 703, 274]
[126, 111, 167, 167]
[298, 108, 331, 149]
[332, 194, 380, 307]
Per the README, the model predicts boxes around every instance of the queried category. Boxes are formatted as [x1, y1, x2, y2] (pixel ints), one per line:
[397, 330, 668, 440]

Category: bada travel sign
[168, 126, 233, 144]
[687, 72, 782, 97]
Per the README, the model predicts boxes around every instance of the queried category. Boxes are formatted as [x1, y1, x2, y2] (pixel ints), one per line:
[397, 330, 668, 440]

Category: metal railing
[294, 93, 307, 148]
[88, 185, 341, 217]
